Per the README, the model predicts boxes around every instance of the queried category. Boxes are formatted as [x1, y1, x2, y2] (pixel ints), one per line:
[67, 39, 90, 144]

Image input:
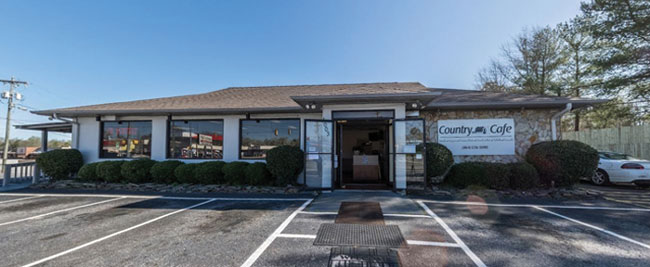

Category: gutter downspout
[551, 103, 572, 141]
[52, 113, 80, 149]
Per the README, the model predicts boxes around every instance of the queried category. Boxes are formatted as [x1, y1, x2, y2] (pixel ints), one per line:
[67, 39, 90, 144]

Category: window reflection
[240, 119, 300, 159]
[169, 120, 223, 159]
[101, 121, 152, 158]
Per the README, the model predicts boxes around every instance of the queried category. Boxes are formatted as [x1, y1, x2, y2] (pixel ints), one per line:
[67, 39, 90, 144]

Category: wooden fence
[563, 125, 650, 160]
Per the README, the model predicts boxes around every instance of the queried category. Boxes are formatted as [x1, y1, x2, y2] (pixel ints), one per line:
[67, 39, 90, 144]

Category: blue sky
[0, 0, 583, 139]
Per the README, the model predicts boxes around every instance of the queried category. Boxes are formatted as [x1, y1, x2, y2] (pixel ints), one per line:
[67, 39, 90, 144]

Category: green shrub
[151, 160, 184, 184]
[445, 162, 510, 189]
[96, 161, 126, 183]
[194, 161, 226, 184]
[245, 162, 272, 186]
[77, 162, 101, 182]
[121, 159, 157, 183]
[508, 162, 540, 190]
[445, 162, 486, 188]
[174, 163, 199, 184]
[223, 161, 250, 185]
[426, 143, 454, 178]
[266, 145, 304, 186]
[35, 149, 84, 180]
[525, 140, 598, 186]
[483, 162, 511, 190]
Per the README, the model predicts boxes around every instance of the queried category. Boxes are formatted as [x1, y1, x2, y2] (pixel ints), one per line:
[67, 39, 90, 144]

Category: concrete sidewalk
[0, 181, 32, 192]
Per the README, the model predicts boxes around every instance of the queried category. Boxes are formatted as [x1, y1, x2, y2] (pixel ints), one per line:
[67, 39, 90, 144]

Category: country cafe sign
[437, 118, 515, 155]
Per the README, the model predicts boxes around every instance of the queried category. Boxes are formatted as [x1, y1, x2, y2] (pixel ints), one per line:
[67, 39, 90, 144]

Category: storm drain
[328, 247, 399, 267]
[314, 223, 406, 248]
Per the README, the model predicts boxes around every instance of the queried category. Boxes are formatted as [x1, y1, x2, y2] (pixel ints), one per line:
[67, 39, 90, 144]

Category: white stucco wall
[73, 104, 409, 189]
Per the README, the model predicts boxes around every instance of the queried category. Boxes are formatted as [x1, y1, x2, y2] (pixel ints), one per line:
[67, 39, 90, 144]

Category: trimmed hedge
[223, 161, 250, 185]
[121, 159, 157, 183]
[426, 143, 454, 178]
[151, 160, 184, 184]
[174, 163, 199, 184]
[445, 162, 487, 188]
[96, 161, 126, 183]
[508, 162, 540, 190]
[445, 162, 511, 190]
[266, 145, 304, 186]
[77, 162, 101, 182]
[194, 161, 226, 184]
[483, 163, 511, 190]
[35, 149, 84, 180]
[526, 140, 598, 186]
[245, 162, 272, 186]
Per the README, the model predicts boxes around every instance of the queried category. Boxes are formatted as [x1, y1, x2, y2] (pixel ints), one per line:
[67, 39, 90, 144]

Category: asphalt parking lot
[1, 191, 649, 267]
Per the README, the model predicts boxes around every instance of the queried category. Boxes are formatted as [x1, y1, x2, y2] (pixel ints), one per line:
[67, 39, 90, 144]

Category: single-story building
[26, 82, 606, 190]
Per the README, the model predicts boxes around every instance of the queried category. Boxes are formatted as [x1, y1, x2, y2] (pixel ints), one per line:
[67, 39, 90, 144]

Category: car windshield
[599, 152, 639, 160]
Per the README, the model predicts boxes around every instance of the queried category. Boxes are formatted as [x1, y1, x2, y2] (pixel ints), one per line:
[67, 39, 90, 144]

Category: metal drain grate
[314, 223, 406, 248]
[329, 247, 400, 267]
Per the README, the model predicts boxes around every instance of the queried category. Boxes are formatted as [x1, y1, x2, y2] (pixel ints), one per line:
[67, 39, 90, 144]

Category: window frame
[99, 120, 153, 159]
[238, 118, 301, 160]
[166, 119, 225, 160]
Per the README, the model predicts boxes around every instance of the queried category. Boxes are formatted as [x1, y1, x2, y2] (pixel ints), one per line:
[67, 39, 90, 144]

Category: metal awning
[15, 122, 72, 133]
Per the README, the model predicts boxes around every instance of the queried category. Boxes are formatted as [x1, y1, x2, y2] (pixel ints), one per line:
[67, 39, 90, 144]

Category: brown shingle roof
[33, 82, 607, 116]
[426, 88, 608, 109]
[34, 82, 429, 116]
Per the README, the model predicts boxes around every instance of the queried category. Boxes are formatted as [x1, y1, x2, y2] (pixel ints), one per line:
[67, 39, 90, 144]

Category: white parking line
[21, 198, 217, 267]
[298, 211, 431, 218]
[0, 195, 43, 205]
[0, 197, 124, 227]
[420, 200, 650, 212]
[277, 233, 317, 239]
[406, 240, 461, 247]
[241, 198, 314, 267]
[384, 213, 431, 218]
[299, 211, 336, 215]
[275, 233, 462, 248]
[532, 206, 650, 250]
[417, 201, 486, 267]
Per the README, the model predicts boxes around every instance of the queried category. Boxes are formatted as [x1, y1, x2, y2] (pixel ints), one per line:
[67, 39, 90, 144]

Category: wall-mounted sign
[437, 118, 515, 155]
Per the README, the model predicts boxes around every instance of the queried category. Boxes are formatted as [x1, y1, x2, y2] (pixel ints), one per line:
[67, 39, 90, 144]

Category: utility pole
[0, 77, 28, 185]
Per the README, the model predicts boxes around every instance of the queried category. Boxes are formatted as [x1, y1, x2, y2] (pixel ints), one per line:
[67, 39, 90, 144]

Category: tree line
[0, 136, 71, 152]
[476, 0, 649, 131]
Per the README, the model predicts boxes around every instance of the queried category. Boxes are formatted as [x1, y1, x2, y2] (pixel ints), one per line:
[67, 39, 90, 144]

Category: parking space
[2, 191, 650, 266]
[0, 193, 309, 267]
[421, 200, 650, 267]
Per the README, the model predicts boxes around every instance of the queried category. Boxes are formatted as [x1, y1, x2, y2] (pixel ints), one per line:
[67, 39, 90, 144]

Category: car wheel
[591, 169, 609, 185]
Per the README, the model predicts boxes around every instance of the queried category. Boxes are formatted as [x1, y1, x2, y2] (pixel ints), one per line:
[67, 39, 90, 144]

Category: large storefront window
[168, 120, 224, 159]
[240, 119, 300, 159]
[100, 121, 152, 158]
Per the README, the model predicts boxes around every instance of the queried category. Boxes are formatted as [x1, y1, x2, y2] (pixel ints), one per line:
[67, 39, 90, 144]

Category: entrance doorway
[337, 120, 391, 189]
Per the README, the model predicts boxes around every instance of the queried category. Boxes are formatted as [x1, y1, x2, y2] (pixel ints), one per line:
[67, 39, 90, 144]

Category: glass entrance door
[393, 119, 426, 189]
[304, 120, 334, 188]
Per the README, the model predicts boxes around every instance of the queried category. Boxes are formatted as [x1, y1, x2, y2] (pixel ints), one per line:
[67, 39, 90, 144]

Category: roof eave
[425, 99, 610, 110]
[32, 106, 311, 117]
[291, 92, 441, 106]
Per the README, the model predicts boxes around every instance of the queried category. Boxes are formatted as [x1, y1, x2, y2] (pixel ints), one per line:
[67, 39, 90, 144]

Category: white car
[591, 152, 650, 188]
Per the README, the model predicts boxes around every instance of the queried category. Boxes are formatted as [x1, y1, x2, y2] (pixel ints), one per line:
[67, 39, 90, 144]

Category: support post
[3, 164, 10, 186]
[41, 130, 48, 152]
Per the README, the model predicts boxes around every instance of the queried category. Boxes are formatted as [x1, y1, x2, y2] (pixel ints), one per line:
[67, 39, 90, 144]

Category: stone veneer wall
[420, 109, 559, 163]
